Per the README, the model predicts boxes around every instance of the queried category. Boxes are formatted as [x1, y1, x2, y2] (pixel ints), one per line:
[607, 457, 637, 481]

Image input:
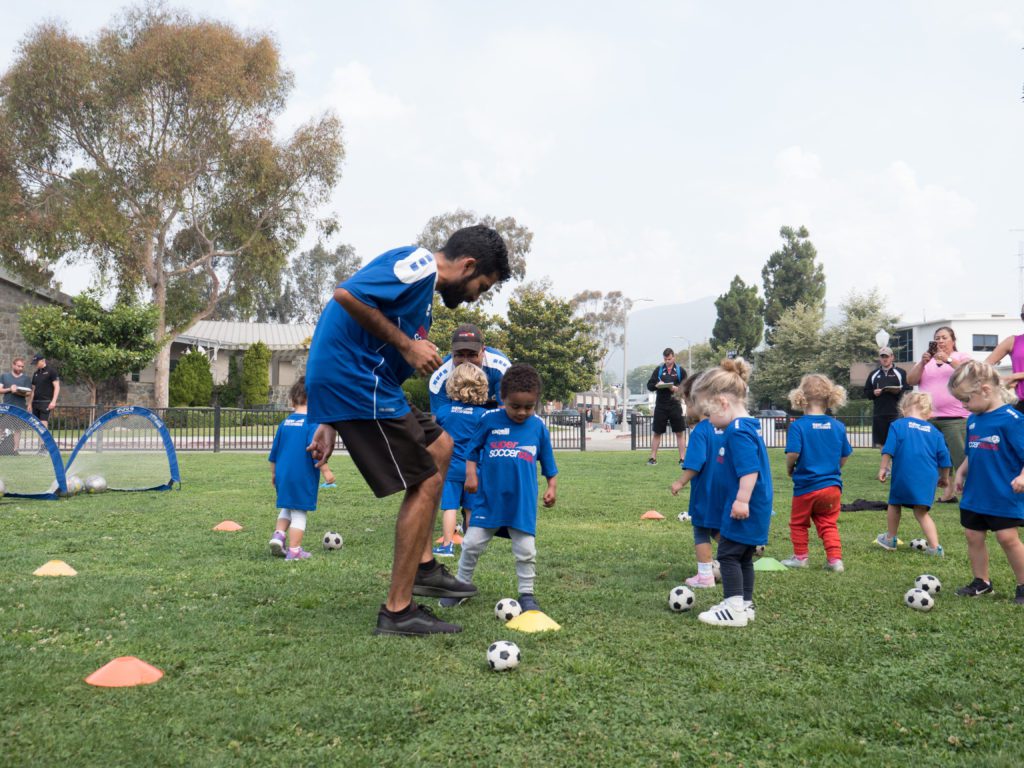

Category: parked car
[755, 409, 790, 430]
[549, 409, 582, 426]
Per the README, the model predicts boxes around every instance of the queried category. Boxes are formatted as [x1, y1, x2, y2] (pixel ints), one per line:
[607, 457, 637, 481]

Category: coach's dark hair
[289, 377, 308, 407]
[662, 348, 674, 357]
[440, 225, 512, 283]
[500, 363, 542, 400]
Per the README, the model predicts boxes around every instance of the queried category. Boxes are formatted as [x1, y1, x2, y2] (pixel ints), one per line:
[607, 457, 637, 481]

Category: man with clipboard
[864, 346, 911, 447]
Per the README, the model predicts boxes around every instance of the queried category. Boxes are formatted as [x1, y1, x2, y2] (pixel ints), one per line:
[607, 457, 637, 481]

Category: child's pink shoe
[269, 531, 286, 558]
[285, 547, 312, 561]
[685, 573, 716, 589]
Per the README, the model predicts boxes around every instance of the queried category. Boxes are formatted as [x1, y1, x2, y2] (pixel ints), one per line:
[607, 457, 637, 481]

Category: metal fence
[630, 414, 877, 451]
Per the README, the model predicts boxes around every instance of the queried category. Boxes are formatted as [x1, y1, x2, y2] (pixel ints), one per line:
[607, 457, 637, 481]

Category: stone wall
[0, 277, 58, 372]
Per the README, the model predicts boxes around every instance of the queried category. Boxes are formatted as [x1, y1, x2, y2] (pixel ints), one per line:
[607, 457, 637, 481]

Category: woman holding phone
[907, 326, 971, 503]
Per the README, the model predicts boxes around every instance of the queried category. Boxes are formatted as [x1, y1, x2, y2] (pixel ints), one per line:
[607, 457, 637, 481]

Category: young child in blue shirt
[432, 363, 489, 557]
[948, 361, 1024, 603]
[780, 374, 853, 572]
[875, 392, 951, 556]
[670, 372, 726, 588]
[441, 363, 558, 612]
[690, 358, 772, 628]
[268, 378, 335, 561]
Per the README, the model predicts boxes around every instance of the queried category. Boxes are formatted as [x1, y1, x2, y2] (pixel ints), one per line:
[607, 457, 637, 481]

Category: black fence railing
[630, 414, 878, 451]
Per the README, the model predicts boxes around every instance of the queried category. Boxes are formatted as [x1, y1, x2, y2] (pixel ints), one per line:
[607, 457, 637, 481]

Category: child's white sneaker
[780, 555, 808, 568]
[824, 558, 845, 573]
[698, 597, 749, 627]
[744, 600, 756, 622]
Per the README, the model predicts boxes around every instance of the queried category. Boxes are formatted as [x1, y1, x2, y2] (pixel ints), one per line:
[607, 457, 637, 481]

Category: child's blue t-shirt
[882, 417, 951, 508]
[306, 246, 437, 422]
[428, 347, 510, 411]
[268, 412, 321, 511]
[785, 414, 853, 495]
[716, 417, 773, 546]
[466, 410, 558, 536]
[962, 405, 1024, 520]
[434, 401, 488, 482]
[681, 418, 726, 529]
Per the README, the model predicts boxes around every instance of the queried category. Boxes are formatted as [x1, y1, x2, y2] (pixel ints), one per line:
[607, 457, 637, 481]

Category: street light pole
[672, 335, 694, 371]
[622, 298, 653, 430]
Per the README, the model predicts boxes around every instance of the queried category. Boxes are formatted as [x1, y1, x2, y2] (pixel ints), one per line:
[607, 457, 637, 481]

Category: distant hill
[604, 295, 718, 378]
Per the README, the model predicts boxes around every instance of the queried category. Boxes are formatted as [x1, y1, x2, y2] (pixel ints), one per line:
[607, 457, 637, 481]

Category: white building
[889, 313, 1019, 369]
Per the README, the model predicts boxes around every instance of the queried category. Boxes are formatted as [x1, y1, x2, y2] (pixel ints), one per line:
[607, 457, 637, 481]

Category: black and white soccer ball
[904, 588, 934, 611]
[711, 559, 721, 582]
[487, 640, 521, 671]
[84, 475, 107, 494]
[910, 538, 927, 552]
[677, 511, 691, 523]
[494, 598, 522, 622]
[322, 531, 343, 550]
[668, 585, 695, 612]
[914, 574, 942, 595]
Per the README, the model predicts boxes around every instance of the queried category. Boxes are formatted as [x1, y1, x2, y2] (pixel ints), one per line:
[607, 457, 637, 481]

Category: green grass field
[1, 450, 1022, 767]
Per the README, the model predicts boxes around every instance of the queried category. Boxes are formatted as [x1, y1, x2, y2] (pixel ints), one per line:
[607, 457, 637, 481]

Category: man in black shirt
[863, 346, 910, 448]
[29, 354, 60, 428]
[645, 348, 687, 467]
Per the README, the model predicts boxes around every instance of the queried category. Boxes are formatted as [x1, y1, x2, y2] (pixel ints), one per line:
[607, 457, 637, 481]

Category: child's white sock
[697, 561, 713, 576]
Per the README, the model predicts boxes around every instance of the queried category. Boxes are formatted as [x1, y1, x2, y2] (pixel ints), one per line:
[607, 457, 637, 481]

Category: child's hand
[465, 476, 478, 494]
[730, 500, 749, 519]
[670, 479, 684, 496]
[543, 488, 556, 507]
[1012, 476, 1024, 494]
[878, 468, 889, 483]
[937, 477, 947, 488]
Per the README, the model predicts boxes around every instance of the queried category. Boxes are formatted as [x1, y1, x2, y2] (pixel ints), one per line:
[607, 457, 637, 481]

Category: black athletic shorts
[31, 402, 50, 422]
[872, 413, 897, 447]
[331, 406, 444, 498]
[652, 402, 684, 435]
[960, 508, 1024, 532]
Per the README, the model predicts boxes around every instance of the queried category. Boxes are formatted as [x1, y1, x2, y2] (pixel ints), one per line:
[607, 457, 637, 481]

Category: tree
[168, 349, 213, 407]
[713, 275, 764, 357]
[0, 6, 343, 406]
[761, 226, 826, 345]
[570, 290, 632, 397]
[502, 280, 601, 405]
[416, 209, 531, 291]
[751, 302, 826, 408]
[429, 301, 507, 354]
[628, 364, 657, 395]
[818, 289, 900, 390]
[242, 341, 272, 406]
[19, 294, 159, 405]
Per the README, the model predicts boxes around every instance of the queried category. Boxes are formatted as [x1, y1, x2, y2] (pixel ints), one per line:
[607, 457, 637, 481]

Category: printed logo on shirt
[452, 406, 476, 415]
[393, 248, 437, 284]
[717, 445, 726, 464]
[491, 427, 510, 436]
[812, 422, 832, 430]
[968, 434, 1000, 451]
[908, 422, 932, 433]
[487, 440, 536, 461]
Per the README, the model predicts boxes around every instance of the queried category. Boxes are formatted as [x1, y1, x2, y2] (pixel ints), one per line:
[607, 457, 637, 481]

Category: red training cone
[85, 656, 163, 687]
[213, 520, 243, 531]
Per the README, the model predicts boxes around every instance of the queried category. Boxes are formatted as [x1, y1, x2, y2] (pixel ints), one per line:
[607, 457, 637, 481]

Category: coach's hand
[402, 339, 443, 376]
[308, 423, 337, 468]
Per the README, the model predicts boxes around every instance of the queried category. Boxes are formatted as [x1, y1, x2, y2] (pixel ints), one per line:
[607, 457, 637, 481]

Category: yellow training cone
[213, 520, 243, 531]
[641, 510, 665, 520]
[506, 610, 561, 633]
[34, 560, 77, 577]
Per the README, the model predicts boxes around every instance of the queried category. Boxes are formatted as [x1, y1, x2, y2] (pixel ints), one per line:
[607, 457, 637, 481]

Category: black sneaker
[955, 578, 993, 597]
[374, 603, 462, 636]
[646, 458, 657, 466]
[518, 593, 540, 612]
[412, 561, 478, 598]
[1015, 585, 1024, 606]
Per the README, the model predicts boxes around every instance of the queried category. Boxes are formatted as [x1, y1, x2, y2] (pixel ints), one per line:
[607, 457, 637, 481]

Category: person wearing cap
[427, 323, 511, 413]
[28, 354, 60, 428]
[863, 347, 910, 448]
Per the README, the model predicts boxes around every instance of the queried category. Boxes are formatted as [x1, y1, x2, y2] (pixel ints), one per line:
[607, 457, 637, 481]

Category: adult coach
[428, 323, 510, 412]
[863, 346, 911, 447]
[305, 225, 511, 636]
[646, 348, 687, 467]
[1, 357, 32, 452]
[28, 354, 59, 428]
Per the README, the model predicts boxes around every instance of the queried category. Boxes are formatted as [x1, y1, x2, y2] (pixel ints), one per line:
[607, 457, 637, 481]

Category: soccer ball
[487, 640, 521, 671]
[668, 585, 695, 612]
[84, 475, 107, 494]
[494, 598, 522, 622]
[904, 588, 934, 611]
[322, 531, 343, 550]
[677, 511, 691, 523]
[910, 538, 927, 551]
[754, 545, 766, 557]
[66, 475, 84, 495]
[914, 574, 942, 595]
[0, 478, 5, 497]
[711, 559, 721, 582]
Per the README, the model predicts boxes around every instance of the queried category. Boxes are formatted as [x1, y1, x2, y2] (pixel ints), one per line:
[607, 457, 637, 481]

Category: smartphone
[928, 341, 938, 356]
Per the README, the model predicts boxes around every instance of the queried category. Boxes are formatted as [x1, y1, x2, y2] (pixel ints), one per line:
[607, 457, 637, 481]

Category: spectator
[864, 346, 911, 447]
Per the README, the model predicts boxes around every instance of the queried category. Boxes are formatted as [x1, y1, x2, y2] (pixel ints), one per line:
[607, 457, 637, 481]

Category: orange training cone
[85, 656, 163, 687]
[213, 520, 243, 531]
[641, 510, 665, 520]
[435, 534, 464, 545]
[33, 560, 78, 576]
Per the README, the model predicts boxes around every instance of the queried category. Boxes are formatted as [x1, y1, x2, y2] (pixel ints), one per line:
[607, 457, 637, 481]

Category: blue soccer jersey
[434, 401, 488, 483]
[306, 246, 437, 422]
[785, 414, 853, 495]
[268, 412, 321, 511]
[962, 405, 1024, 520]
[428, 347, 510, 411]
[881, 417, 951, 508]
[681, 418, 726, 529]
[716, 417, 773, 546]
[466, 410, 558, 536]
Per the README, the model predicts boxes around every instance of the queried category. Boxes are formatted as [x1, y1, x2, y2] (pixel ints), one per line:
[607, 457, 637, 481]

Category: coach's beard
[439, 278, 473, 309]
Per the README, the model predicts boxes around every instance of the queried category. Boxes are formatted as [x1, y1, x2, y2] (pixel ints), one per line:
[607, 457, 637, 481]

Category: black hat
[31, 354, 45, 363]
[450, 324, 484, 352]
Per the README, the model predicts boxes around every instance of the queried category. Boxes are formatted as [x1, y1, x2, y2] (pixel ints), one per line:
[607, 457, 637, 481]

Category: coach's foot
[413, 560, 478, 598]
[955, 578, 993, 597]
[646, 457, 657, 466]
[1015, 584, 1024, 606]
[374, 603, 462, 636]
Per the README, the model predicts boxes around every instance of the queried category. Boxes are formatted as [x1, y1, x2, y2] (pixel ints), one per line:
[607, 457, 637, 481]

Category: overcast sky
[3, 1, 1023, 323]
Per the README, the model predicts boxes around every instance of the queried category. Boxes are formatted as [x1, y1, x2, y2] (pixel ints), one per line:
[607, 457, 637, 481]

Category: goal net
[0, 405, 66, 499]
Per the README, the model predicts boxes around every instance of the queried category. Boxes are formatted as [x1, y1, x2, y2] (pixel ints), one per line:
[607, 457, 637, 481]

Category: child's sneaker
[697, 598, 749, 627]
[518, 593, 541, 612]
[432, 541, 455, 558]
[268, 531, 286, 558]
[320, 482, 337, 489]
[955, 578, 993, 597]
[744, 600, 756, 622]
[874, 533, 898, 551]
[285, 547, 311, 561]
[924, 545, 944, 557]
[438, 596, 470, 608]
[685, 573, 716, 589]
[780, 555, 808, 568]
[1015, 585, 1024, 606]
[824, 558, 845, 573]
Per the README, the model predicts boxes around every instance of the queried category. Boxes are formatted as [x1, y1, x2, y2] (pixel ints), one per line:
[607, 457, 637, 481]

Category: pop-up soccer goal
[65, 406, 180, 492]
[0, 404, 67, 499]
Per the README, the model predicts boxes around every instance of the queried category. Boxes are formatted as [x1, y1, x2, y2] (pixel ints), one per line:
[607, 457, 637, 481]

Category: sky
[2, 0, 1023, 325]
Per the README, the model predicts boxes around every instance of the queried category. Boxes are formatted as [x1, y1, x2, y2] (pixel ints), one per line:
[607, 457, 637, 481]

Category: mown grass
[1, 449, 1022, 767]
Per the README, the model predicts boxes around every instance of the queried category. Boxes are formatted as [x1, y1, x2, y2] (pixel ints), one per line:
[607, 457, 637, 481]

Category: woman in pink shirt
[907, 326, 970, 503]
[984, 305, 1024, 415]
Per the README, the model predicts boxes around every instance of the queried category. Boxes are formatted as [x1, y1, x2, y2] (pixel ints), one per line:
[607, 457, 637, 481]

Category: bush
[242, 342, 271, 407]
[169, 350, 213, 407]
[217, 355, 242, 407]
[402, 377, 429, 411]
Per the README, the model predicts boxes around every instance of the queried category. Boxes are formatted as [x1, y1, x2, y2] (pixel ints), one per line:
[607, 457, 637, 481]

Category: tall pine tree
[712, 275, 764, 357]
[761, 226, 826, 345]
